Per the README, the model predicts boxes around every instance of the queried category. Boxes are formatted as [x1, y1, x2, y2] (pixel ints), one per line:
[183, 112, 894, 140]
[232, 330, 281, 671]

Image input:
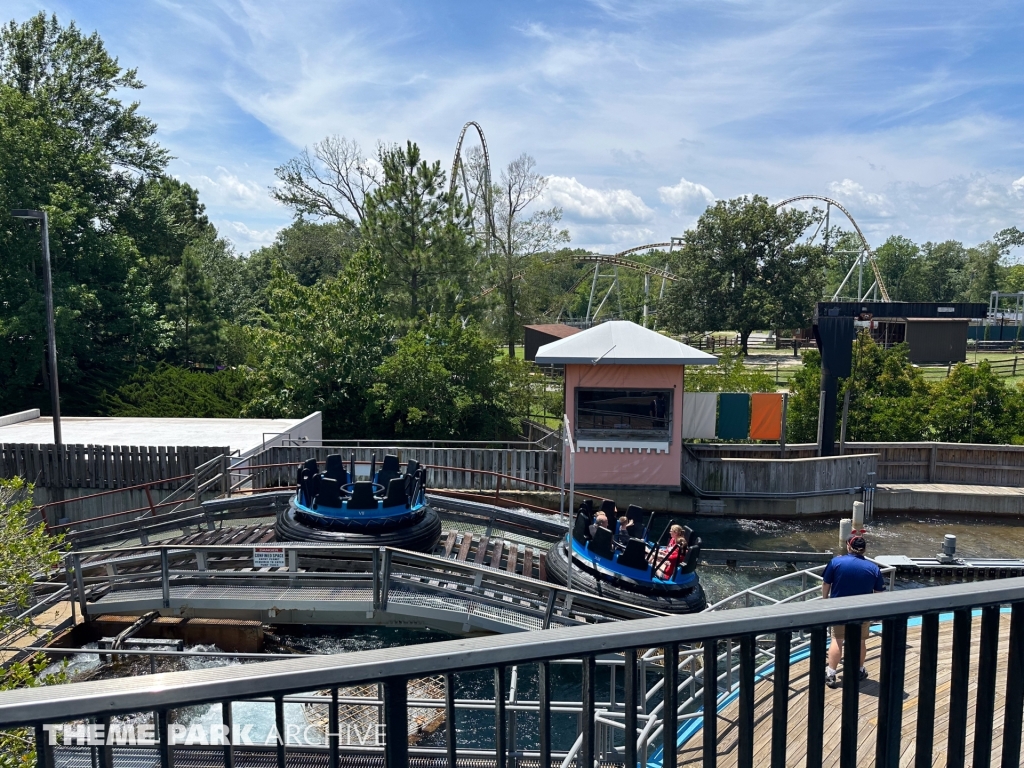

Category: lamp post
[11, 209, 62, 449]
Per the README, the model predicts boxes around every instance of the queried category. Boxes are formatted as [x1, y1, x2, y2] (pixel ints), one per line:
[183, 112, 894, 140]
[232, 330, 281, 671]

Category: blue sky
[9, 0, 1024, 254]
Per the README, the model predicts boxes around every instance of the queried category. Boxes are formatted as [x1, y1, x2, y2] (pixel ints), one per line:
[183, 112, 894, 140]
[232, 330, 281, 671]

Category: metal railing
[5, 577, 1024, 768]
[65, 543, 659, 633]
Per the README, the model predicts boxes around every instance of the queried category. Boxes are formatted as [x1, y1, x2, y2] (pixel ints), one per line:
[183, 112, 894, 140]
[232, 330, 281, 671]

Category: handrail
[3, 576, 1023, 726]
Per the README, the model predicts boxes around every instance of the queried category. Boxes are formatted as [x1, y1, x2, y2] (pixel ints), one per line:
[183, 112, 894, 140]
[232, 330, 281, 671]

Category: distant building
[523, 324, 581, 362]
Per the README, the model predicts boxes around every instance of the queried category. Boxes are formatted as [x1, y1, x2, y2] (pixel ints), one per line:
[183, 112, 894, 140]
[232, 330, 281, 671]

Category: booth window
[575, 389, 672, 441]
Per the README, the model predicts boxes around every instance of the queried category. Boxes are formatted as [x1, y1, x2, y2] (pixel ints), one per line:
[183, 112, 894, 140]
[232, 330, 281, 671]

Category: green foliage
[927, 362, 1019, 444]
[249, 219, 358, 288]
[685, 349, 776, 393]
[843, 334, 931, 441]
[786, 349, 823, 443]
[104, 363, 251, 418]
[875, 236, 926, 301]
[0, 13, 168, 414]
[166, 241, 220, 364]
[372, 317, 532, 439]
[0, 477, 63, 638]
[0, 656, 66, 768]
[242, 257, 392, 436]
[661, 195, 824, 352]
[360, 141, 479, 325]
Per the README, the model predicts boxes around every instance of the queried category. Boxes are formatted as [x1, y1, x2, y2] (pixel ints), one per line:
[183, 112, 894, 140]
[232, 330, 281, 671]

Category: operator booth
[535, 321, 717, 490]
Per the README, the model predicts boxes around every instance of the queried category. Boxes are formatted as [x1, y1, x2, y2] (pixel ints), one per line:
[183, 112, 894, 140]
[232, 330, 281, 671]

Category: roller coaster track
[775, 195, 891, 302]
[450, 121, 494, 244]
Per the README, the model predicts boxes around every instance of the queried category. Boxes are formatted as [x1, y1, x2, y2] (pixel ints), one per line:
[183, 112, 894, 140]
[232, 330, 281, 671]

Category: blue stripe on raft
[294, 499, 426, 521]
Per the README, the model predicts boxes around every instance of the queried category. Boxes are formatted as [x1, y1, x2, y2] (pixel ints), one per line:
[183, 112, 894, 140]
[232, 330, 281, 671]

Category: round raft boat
[546, 500, 707, 613]
[276, 453, 442, 552]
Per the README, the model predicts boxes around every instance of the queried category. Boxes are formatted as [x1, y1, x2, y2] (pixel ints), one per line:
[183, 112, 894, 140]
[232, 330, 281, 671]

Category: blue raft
[275, 453, 442, 552]
[545, 499, 707, 613]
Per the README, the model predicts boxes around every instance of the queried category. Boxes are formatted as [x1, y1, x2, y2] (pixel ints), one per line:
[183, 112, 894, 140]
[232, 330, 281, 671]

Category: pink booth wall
[564, 363, 685, 489]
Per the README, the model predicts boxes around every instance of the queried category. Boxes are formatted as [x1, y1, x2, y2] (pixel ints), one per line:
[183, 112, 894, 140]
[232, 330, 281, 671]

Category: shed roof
[523, 324, 581, 339]
[535, 321, 718, 366]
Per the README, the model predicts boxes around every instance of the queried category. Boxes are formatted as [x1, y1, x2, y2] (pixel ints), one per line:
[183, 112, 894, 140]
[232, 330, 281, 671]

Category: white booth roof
[535, 321, 718, 366]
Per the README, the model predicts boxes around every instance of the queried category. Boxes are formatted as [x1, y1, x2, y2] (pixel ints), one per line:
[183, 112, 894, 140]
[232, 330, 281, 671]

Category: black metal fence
[3, 577, 1024, 767]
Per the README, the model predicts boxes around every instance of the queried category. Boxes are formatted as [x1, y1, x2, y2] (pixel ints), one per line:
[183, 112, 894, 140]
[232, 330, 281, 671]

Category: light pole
[11, 209, 62, 450]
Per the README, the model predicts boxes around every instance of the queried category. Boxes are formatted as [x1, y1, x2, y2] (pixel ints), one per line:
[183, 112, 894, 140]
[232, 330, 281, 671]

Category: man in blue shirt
[821, 535, 884, 688]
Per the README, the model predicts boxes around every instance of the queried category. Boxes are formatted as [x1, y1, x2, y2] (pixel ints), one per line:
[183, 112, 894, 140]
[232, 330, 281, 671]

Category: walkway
[679, 612, 1014, 766]
[877, 482, 1024, 516]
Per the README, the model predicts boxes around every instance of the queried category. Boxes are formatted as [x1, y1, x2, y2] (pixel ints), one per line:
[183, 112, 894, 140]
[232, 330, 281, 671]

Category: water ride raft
[276, 454, 441, 551]
[545, 499, 707, 613]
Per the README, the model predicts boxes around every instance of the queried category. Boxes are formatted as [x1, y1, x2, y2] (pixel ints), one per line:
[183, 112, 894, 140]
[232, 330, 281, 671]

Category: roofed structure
[535, 321, 717, 366]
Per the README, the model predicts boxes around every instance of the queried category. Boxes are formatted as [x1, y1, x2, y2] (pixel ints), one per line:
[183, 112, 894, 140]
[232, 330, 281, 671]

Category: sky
[9, 0, 1024, 255]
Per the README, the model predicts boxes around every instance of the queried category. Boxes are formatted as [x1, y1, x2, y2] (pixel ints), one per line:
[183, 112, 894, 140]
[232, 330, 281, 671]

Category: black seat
[376, 454, 401, 492]
[580, 499, 594, 516]
[348, 481, 378, 510]
[301, 467, 320, 506]
[589, 526, 615, 559]
[617, 538, 649, 571]
[626, 505, 646, 538]
[679, 543, 701, 575]
[600, 499, 616, 517]
[572, 510, 591, 545]
[324, 454, 348, 486]
[382, 477, 407, 508]
[315, 476, 342, 509]
[683, 526, 698, 547]
[404, 460, 421, 497]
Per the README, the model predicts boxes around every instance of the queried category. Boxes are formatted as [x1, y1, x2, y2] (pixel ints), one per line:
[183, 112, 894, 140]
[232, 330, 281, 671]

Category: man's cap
[847, 535, 867, 551]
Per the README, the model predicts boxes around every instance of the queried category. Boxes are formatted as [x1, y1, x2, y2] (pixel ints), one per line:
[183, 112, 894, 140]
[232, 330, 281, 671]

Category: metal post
[839, 388, 850, 456]
[564, 415, 576, 593]
[160, 548, 170, 609]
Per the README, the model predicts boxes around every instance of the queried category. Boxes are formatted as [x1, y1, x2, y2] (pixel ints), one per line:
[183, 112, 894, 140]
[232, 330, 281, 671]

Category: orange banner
[749, 393, 783, 441]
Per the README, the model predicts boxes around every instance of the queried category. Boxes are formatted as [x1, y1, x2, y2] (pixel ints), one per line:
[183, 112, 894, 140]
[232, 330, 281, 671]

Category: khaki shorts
[831, 623, 870, 641]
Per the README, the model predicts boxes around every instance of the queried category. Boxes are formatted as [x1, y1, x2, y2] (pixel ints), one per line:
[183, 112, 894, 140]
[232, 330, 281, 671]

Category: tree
[874, 236, 927, 301]
[0, 13, 168, 415]
[786, 349, 823, 443]
[360, 141, 479, 325]
[248, 219, 358, 288]
[927, 362, 1015, 443]
[490, 154, 569, 356]
[272, 135, 378, 224]
[104, 363, 251, 418]
[166, 241, 220, 365]
[919, 240, 968, 302]
[963, 241, 1002, 302]
[684, 348, 776, 392]
[242, 256, 392, 436]
[842, 333, 930, 441]
[660, 195, 823, 353]
[372, 317, 532, 439]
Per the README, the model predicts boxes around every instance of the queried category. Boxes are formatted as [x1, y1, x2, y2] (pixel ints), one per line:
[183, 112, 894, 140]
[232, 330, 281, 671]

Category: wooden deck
[679, 613, 1017, 767]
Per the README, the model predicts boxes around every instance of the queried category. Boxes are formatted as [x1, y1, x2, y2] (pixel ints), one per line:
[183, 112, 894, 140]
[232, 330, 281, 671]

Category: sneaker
[825, 673, 841, 689]
[859, 668, 869, 681]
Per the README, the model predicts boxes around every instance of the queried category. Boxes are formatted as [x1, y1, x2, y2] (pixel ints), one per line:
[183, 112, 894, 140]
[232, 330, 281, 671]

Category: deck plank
[678, 614, 1016, 767]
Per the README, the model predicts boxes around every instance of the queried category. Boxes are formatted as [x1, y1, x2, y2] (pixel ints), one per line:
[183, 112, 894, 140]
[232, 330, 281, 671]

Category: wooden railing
[0, 443, 229, 490]
[245, 444, 560, 492]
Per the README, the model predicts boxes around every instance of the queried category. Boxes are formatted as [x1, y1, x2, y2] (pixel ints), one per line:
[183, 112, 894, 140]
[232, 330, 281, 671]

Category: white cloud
[657, 177, 715, 214]
[542, 176, 653, 223]
[1012, 176, 1024, 197]
[826, 179, 893, 217]
[188, 168, 277, 211]
[218, 220, 282, 251]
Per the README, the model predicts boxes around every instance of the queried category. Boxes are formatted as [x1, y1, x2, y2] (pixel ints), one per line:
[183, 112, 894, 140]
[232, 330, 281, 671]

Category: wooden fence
[0, 443, 229, 490]
[246, 445, 560, 492]
[681, 449, 877, 497]
[688, 441, 1024, 487]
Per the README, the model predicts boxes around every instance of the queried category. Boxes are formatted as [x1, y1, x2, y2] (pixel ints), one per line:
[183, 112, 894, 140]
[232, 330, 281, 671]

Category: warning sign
[253, 546, 286, 568]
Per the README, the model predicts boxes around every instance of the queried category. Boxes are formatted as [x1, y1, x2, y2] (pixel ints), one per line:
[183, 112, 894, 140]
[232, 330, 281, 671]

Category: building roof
[523, 324, 582, 339]
[535, 321, 718, 366]
[0, 414, 317, 456]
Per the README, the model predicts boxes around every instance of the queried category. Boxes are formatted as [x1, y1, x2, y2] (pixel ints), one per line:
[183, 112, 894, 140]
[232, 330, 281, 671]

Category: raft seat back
[348, 481, 379, 511]
[589, 526, 615, 559]
[403, 460, 421, 497]
[679, 543, 701, 575]
[324, 454, 345, 483]
[315, 477, 342, 509]
[382, 477, 407, 508]
[600, 499, 616, 517]
[683, 526, 698, 547]
[626, 505, 645, 537]
[580, 499, 594, 516]
[617, 538, 649, 571]
[572, 511, 591, 545]
[301, 468, 320, 505]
